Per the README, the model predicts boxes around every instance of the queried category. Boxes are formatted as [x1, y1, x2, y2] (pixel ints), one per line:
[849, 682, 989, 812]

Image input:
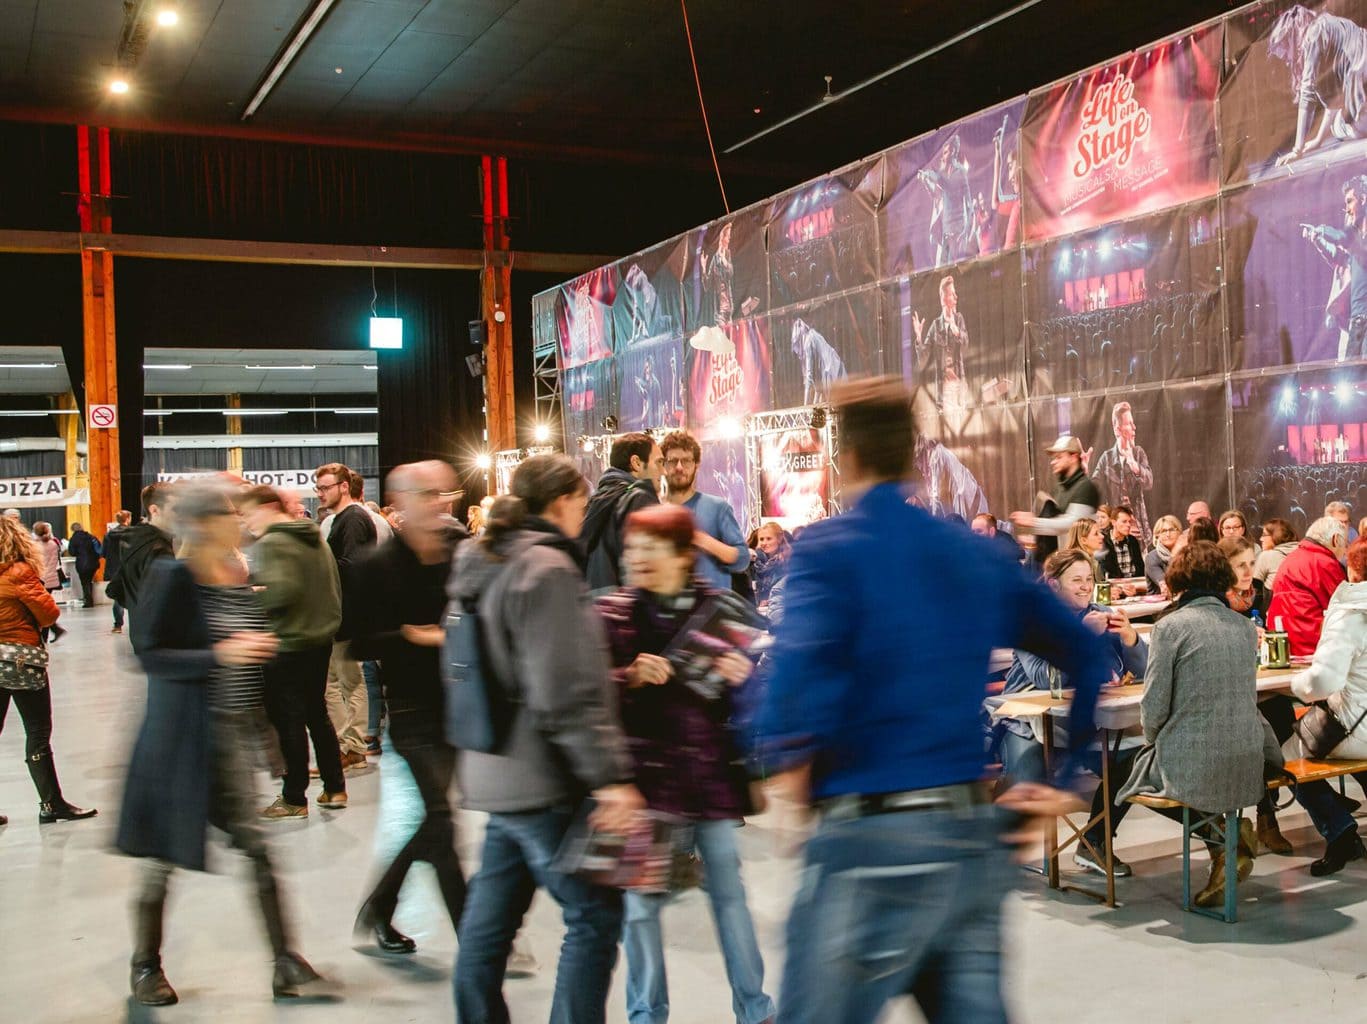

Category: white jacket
[1291, 581, 1367, 759]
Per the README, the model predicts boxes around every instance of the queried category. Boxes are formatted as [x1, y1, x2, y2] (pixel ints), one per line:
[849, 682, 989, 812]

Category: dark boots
[29, 750, 96, 823]
[255, 861, 327, 999]
[131, 899, 178, 1006]
[1311, 828, 1367, 877]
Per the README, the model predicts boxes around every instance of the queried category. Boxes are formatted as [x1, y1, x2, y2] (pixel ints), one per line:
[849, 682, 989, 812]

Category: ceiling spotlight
[156, 8, 179, 27]
[474, 453, 493, 471]
[335, 67, 343, 74]
[809, 406, 827, 429]
[110, 78, 130, 95]
[718, 416, 743, 440]
[532, 423, 552, 444]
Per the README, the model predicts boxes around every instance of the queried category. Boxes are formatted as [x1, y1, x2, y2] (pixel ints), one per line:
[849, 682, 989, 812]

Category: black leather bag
[1295, 702, 1367, 760]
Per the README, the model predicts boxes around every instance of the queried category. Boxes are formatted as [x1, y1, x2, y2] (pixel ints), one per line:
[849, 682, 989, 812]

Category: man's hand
[1009, 510, 1034, 529]
[715, 650, 753, 687]
[996, 782, 1088, 863]
[589, 783, 646, 835]
[626, 653, 673, 687]
[400, 624, 445, 648]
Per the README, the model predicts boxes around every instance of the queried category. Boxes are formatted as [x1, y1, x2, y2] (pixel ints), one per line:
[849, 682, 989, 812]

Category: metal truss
[743, 405, 841, 533]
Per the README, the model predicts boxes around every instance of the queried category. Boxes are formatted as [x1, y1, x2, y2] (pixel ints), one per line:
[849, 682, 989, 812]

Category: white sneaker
[1074, 848, 1132, 877]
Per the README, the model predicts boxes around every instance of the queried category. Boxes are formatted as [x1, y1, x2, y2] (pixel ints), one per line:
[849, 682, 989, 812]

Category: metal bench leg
[1223, 811, 1239, 924]
[1181, 806, 1193, 911]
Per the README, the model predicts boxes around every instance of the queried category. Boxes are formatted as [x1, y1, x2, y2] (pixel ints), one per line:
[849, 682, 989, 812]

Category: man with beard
[1303, 174, 1367, 359]
[1011, 434, 1102, 564]
[661, 430, 752, 590]
[911, 275, 971, 409]
[917, 134, 974, 264]
[581, 433, 664, 591]
[1090, 401, 1154, 543]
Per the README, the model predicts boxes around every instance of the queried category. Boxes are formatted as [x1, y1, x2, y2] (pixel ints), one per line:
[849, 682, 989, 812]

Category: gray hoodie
[448, 524, 632, 813]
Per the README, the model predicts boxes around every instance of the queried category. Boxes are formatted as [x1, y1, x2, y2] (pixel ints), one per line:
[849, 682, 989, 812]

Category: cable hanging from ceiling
[679, 0, 729, 214]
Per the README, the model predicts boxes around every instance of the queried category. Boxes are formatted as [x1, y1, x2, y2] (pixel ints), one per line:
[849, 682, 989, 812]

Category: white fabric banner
[0, 476, 91, 508]
[156, 469, 316, 490]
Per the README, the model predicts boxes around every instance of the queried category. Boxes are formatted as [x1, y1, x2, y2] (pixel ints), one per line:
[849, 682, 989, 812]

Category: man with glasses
[582, 432, 664, 591]
[660, 430, 752, 590]
[314, 462, 377, 769]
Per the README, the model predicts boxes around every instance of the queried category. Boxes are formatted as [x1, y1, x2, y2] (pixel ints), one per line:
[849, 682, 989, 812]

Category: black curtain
[0, 124, 79, 232]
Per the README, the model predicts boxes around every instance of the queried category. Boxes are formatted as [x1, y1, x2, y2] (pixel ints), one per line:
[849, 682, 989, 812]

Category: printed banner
[556, 266, 618, 370]
[611, 236, 688, 348]
[1022, 27, 1221, 241]
[562, 359, 617, 442]
[911, 402, 1030, 525]
[1222, 1, 1367, 187]
[697, 435, 750, 533]
[1030, 380, 1231, 545]
[615, 334, 687, 433]
[881, 99, 1028, 277]
[1231, 367, 1367, 536]
[770, 287, 880, 410]
[1225, 162, 1367, 369]
[757, 427, 831, 530]
[682, 208, 768, 335]
[0, 476, 89, 508]
[686, 316, 773, 434]
[156, 469, 317, 489]
[767, 159, 881, 308]
[1025, 198, 1224, 394]
[884, 253, 1024, 418]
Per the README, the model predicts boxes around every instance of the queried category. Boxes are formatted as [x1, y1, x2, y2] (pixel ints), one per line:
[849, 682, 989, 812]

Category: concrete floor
[4, 602, 1367, 1023]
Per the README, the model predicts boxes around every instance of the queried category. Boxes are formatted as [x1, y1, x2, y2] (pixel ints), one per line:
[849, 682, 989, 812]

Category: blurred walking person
[0, 515, 94, 826]
[67, 521, 101, 608]
[115, 486, 325, 1006]
[104, 510, 133, 633]
[105, 483, 177, 617]
[30, 521, 66, 642]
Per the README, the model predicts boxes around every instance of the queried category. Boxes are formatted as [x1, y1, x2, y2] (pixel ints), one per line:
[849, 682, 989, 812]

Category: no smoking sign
[88, 404, 117, 429]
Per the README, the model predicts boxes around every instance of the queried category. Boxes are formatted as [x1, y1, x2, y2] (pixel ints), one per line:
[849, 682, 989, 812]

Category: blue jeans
[623, 819, 774, 1024]
[1296, 775, 1367, 842]
[112, 601, 124, 629]
[777, 805, 1011, 1024]
[999, 731, 1133, 851]
[455, 806, 623, 1024]
[363, 660, 383, 737]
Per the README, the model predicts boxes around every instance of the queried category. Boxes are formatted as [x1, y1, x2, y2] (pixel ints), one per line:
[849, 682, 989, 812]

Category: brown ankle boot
[1257, 810, 1294, 856]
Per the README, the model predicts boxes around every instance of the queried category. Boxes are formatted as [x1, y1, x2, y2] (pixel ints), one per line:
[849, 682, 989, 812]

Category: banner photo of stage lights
[880, 98, 1028, 278]
[1224, 163, 1367, 370]
[769, 287, 880, 411]
[883, 253, 1025, 420]
[1024, 199, 1223, 396]
[615, 333, 687, 434]
[556, 265, 618, 370]
[686, 316, 773, 435]
[611, 235, 688, 349]
[682, 208, 769, 336]
[758, 427, 832, 531]
[766, 159, 881, 308]
[910, 401, 1031, 526]
[1231, 367, 1367, 535]
[1021, 26, 1221, 242]
[1221, 0, 1367, 188]
[562, 358, 617, 443]
[1029, 381, 1230, 546]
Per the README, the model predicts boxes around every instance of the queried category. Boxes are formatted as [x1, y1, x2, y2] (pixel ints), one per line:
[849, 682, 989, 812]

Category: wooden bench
[1127, 794, 1244, 923]
[1269, 758, 1367, 790]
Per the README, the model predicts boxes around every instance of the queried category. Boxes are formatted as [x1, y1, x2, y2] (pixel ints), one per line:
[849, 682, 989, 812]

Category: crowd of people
[5, 377, 1367, 1022]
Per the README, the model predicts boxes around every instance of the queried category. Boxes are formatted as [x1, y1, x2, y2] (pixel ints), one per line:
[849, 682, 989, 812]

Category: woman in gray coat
[1117, 540, 1267, 908]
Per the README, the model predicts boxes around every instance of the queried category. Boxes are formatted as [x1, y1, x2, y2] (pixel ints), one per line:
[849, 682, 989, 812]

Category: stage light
[110, 78, 130, 95]
[1278, 384, 1296, 415]
[156, 8, 179, 27]
[1335, 381, 1352, 404]
[474, 453, 492, 471]
[579, 436, 595, 454]
[1059, 249, 1071, 271]
[369, 316, 403, 350]
[1099, 238, 1113, 259]
[532, 423, 552, 444]
[718, 416, 743, 439]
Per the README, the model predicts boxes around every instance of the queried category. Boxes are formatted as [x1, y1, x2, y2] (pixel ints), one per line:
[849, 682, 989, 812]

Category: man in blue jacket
[755, 377, 1111, 1024]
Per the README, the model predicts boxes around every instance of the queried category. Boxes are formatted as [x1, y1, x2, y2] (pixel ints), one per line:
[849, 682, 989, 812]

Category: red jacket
[1267, 540, 1347, 657]
[0, 560, 60, 646]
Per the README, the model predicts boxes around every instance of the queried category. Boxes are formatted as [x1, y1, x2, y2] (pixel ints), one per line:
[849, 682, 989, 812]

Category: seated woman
[996, 549, 1148, 876]
[596, 503, 776, 1024]
[1116, 541, 1266, 908]
[1062, 517, 1105, 583]
[1218, 510, 1249, 541]
[1145, 515, 1182, 596]
[1289, 538, 1367, 876]
[748, 521, 791, 611]
[1219, 535, 1261, 616]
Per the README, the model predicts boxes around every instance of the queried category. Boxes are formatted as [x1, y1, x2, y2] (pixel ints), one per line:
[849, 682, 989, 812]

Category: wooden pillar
[58, 392, 90, 530]
[77, 125, 120, 555]
[225, 394, 244, 473]
[481, 155, 515, 453]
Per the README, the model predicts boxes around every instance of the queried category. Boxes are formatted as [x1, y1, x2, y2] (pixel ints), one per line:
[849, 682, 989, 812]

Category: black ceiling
[0, 0, 1238, 183]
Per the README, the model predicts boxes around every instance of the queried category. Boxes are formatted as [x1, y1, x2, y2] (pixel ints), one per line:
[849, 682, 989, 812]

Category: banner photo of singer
[767, 159, 881, 308]
[911, 401, 1030, 525]
[1225, 163, 1367, 369]
[769, 287, 880, 411]
[611, 236, 688, 348]
[616, 334, 687, 433]
[686, 316, 773, 434]
[1030, 381, 1230, 545]
[562, 359, 617, 441]
[556, 265, 618, 369]
[1021, 26, 1221, 241]
[683, 208, 768, 335]
[1231, 367, 1367, 535]
[1221, 0, 1367, 187]
[757, 427, 831, 530]
[698, 434, 752, 532]
[880, 98, 1027, 278]
[884, 252, 1024, 419]
[1025, 198, 1223, 395]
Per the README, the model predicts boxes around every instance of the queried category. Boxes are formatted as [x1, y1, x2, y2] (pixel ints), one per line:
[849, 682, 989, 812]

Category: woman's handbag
[1295, 702, 1367, 760]
[0, 640, 49, 691]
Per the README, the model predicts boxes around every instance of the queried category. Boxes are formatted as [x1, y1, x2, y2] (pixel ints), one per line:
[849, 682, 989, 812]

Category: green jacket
[249, 519, 342, 652]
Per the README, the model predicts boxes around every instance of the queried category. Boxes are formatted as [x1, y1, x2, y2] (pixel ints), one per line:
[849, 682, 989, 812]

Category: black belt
[818, 782, 990, 823]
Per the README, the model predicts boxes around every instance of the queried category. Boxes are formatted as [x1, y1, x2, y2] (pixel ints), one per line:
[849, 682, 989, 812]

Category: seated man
[992, 549, 1148, 876]
[1100, 505, 1145, 596]
[1267, 516, 1350, 656]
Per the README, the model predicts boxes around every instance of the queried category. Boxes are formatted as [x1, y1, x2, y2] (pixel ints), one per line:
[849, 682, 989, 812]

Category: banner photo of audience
[766, 159, 881, 308]
[756, 426, 832, 531]
[911, 401, 1032, 526]
[1231, 367, 1367, 536]
[562, 358, 618, 442]
[883, 252, 1024, 421]
[769, 287, 880, 411]
[1225, 162, 1367, 368]
[879, 97, 1028, 278]
[615, 334, 687, 433]
[611, 235, 688, 348]
[1024, 198, 1224, 396]
[1221, 0, 1367, 188]
[699, 435, 750, 533]
[1030, 381, 1231, 545]
[1021, 26, 1221, 242]
[682, 208, 768, 335]
[556, 264, 618, 370]
[686, 316, 773, 435]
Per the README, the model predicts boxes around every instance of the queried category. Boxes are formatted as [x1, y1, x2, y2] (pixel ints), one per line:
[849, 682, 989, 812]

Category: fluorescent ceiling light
[241, 0, 339, 120]
[143, 410, 175, 416]
[362, 365, 378, 371]
[144, 363, 193, 370]
[243, 364, 317, 371]
[227, 409, 287, 416]
[329, 408, 378, 415]
[0, 363, 58, 369]
[0, 409, 78, 416]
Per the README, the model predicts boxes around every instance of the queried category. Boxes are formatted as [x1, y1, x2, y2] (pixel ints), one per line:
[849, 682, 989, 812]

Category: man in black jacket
[580, 432, 663, 591]
[347, 460, 466, 955]
[67, 521, 103, 608]
[103, 510, 132, 633]
[106, 483, 177, 618]
[1100, 504, 1145, 595]
[1011, 434, 1102, 565]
